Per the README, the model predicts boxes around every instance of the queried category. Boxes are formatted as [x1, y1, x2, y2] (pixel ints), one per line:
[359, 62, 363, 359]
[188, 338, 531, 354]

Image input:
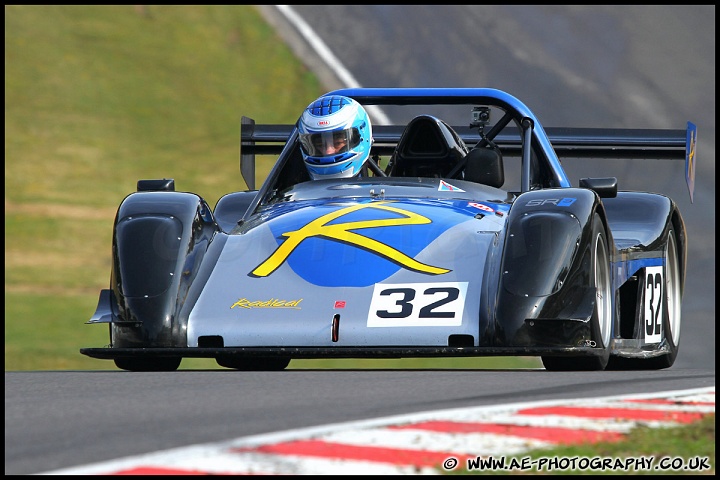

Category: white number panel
[644, 265, 664, 344]
[367, 282, 468, 327]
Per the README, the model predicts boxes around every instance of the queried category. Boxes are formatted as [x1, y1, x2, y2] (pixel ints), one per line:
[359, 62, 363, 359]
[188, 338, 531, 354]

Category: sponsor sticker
[525, 198, 577, 207]
[231, 298, 303, 309]
[469, 202, 494, 213]
[438, 180, 465, 192]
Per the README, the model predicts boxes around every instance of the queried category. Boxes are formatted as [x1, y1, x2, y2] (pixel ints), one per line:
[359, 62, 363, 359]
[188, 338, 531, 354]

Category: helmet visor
[299, 128, 360, 159]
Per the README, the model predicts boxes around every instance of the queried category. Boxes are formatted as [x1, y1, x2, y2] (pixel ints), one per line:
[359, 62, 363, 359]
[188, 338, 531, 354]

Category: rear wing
[240, 117, 697, 202]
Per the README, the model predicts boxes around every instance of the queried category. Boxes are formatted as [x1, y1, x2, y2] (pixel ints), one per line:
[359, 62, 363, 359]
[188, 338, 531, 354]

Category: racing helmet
[297, 95, 373, 179]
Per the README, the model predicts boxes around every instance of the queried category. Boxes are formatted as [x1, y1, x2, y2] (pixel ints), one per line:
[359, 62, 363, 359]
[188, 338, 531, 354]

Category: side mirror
[579, 177, 617, 198]
[137, 179, 175, 192]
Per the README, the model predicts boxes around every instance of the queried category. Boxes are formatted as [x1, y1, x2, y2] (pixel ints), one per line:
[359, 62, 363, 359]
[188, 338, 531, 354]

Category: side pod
[493, 188, 605, 347]
[107, 190, 220, 348]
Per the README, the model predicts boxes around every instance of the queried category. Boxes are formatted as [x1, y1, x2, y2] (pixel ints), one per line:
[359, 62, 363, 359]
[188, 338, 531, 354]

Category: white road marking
[275, 5, 392, 126]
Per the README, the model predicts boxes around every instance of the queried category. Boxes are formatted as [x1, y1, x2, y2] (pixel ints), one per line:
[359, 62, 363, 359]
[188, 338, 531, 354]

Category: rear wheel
[542, 214, 612, 371]
[114, 357, 181, 372]
[607, 229, 681, 370]
[216, 356, 291, 371]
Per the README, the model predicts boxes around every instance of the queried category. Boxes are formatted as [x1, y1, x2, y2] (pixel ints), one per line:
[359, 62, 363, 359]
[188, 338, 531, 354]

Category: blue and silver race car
[81, 87, 697, 371]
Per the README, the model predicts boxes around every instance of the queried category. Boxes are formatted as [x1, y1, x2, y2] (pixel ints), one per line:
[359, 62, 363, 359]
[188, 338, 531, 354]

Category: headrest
[388, 115, 468, 177]
[463, 146, 504, 188]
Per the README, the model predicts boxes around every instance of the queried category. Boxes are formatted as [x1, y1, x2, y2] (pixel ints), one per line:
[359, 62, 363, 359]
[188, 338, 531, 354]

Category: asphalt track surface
[5, 6, 715, 475]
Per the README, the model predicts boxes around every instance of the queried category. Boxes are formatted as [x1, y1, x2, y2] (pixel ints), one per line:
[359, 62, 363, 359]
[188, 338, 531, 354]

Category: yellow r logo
[251, 201, 450, 277]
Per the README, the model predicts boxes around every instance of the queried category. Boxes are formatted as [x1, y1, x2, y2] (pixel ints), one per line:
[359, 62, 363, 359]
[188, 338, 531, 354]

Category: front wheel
[607, 229, 681, 370]
[114, 357, 181, 372]
[542, 213, 612, 371]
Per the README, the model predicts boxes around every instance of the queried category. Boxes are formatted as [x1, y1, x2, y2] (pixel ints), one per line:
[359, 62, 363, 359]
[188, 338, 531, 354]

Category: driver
[297, 95, 373, 179]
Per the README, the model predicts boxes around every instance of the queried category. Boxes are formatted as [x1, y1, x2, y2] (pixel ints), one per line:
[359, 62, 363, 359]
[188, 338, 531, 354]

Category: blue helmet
[297, 95, 373, 179]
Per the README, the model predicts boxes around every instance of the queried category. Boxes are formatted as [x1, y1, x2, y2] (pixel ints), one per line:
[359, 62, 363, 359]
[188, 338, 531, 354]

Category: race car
[80, 87, 697, 372]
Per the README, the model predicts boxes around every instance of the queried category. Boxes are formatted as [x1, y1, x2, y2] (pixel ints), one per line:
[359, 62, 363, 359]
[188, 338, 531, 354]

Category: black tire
[216, 356, 291, 371]
[542, 214, 612, 371]
[114, 357, 181, 372]
[108, 324, 182, 371]
[606, 229, 681, 370]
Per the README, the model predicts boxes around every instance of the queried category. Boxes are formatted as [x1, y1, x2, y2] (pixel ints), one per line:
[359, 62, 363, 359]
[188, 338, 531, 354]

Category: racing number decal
[376, 287, 459, 318]
[420, 287, 460, 318]
[375, 288, 416, 318]
[644, 266, 663, 343]
[368, 282, 468, 327]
